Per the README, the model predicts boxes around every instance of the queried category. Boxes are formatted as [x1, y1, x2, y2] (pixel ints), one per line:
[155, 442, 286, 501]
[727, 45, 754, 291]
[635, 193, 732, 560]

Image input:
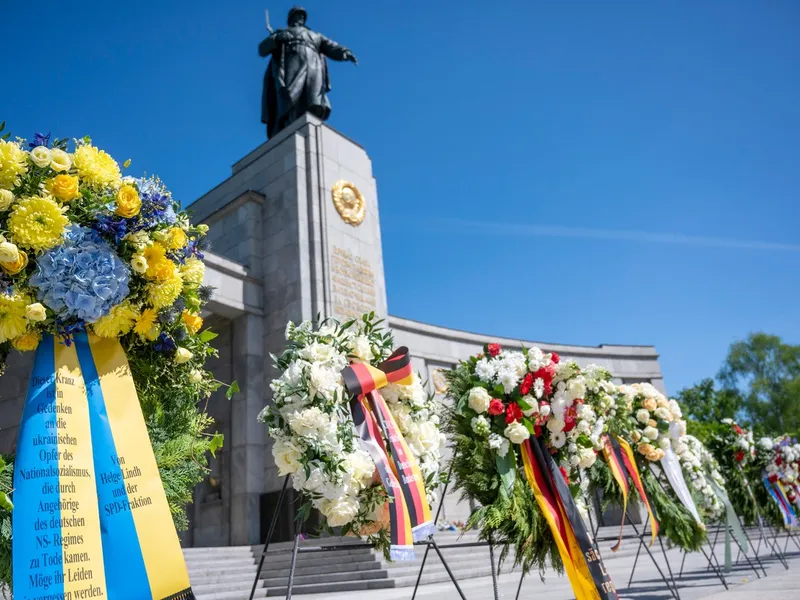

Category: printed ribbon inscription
[521, 438, 617, 600]
[13, 333, 194, 600]
[342, 347, 434, 560]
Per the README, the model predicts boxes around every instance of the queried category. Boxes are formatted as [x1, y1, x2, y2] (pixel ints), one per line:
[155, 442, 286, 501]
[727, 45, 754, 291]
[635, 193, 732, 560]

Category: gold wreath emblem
[332, 180, 366, 226]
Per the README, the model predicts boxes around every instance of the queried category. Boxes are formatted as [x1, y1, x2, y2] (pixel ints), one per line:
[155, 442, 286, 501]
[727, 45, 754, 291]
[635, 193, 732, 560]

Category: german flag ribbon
[13, 333, 194, 600]
[601, 436, 629, 552]
[521, 438, 617, 600]
[615, 436, 659, 545]
[342, 347, 435, 558]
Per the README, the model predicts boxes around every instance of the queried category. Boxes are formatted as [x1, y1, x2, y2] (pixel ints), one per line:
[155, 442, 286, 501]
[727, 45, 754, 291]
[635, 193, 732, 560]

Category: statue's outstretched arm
[320, 35, 357, 63]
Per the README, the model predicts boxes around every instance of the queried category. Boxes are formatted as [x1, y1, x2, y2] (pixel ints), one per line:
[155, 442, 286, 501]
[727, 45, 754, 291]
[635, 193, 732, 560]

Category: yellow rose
[631, 431, 642, 442]
[643, 398, 658, 411]
[647, 419, 658, 428]
[637, 443, 654, 456]
[25, 303, 47, 322]
[189, 369, 204, 384]
[646, 450, 661, 462]
[47, 174, 81, 203]
[12, 331, 41, 352]
[0, 242, 20, 264]
[0, 189, 14, 211]
[164, 227, 187, 250]
[182, 311, 203, 334]
[175, 347, 193, 364]
[115, 185, 141, 218]
[50, 149, 72, 172]
[0, 249, 28, 276]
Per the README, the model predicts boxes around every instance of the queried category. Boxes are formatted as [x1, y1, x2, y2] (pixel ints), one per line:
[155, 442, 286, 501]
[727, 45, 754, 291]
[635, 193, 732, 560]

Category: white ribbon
[659, 447, 703, 525]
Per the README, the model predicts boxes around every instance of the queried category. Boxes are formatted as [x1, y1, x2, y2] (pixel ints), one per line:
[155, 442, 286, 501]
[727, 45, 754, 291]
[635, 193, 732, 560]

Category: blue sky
[2, 1, 798, 393]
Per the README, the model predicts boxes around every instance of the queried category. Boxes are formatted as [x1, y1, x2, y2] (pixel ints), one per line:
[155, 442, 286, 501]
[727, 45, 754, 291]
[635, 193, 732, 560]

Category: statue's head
[288, 6, 307, 27]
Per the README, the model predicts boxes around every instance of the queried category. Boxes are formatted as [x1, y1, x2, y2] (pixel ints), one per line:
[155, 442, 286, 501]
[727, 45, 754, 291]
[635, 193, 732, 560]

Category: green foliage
[718, 333, 800, 434]
[0, 457, 12, 593]
[675, 379, 742, 425]
[444, 365, 561, 576]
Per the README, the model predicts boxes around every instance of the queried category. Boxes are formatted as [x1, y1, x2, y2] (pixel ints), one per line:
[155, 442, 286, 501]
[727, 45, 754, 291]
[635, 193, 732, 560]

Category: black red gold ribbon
[615, 436, 659, 545]
[601, 436, 629, 552]
[341, 347, 434, 559]
[521, 438, 617, 600]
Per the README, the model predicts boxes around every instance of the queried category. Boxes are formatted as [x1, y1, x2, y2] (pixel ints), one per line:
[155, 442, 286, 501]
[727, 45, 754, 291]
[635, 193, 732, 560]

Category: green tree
[718, 333, 800, 435]
[675, 377, 742, 425]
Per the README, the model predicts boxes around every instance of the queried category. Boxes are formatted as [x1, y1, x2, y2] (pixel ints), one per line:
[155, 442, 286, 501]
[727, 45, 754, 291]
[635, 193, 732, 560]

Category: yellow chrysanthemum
[164, 227, 188, 250]
[148, 271, 183, 309]
[182, 310, 203, 335]
[12, 331, 41, 352]
[92, 301, 139, 338]
[180, 257, 205, 285]
[0, 139, 29, 190]
[134, 308, 160, 341]
[7, 196, 69, 251]
[142, 243, 176, 281]
[0, 292, 30, 343]
[73, 144, 122, 189]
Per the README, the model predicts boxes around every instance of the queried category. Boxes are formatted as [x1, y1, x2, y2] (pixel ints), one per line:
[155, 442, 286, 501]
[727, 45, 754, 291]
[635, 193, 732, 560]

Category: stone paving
[291, 532, 800, 600]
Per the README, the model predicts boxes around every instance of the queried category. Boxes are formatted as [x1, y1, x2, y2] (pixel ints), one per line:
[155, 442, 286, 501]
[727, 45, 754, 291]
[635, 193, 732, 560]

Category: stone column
[229, 312, 266, 544]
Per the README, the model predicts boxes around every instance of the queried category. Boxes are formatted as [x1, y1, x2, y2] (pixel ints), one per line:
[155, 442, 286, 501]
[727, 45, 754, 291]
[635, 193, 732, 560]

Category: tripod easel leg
[728, 524, 762, 579]
[285, 533, 301, 600]
[431, 539, 468, 600]
[624, 515, 680, 600]
[249, 475, 290, 600]
[488, 534, 499, 600]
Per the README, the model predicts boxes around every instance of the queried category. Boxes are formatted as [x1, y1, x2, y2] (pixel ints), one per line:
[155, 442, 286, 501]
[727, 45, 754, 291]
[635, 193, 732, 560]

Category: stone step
[187, 547, 375, 570]
[190, 559, 382, 585]
[264, 578, 397, 597]
[258, 566, 390, 589]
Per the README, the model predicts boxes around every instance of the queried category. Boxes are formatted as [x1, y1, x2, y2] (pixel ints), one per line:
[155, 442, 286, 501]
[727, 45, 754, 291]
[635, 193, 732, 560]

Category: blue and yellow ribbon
[13, 333, 194, 599]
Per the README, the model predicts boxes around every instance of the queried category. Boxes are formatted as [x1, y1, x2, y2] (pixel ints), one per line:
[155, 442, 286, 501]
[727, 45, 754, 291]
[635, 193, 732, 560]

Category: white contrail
[432, 218, 800, 252]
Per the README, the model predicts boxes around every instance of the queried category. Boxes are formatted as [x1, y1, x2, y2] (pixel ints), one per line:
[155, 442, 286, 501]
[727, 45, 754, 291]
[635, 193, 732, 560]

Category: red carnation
[551, 352, 560, 364]
[519, 373, 534, 396]
[534, 424, 542, 437]
[733, 425, 743, 435]
[564, 417, 576, 433]
[506, 402, 523, 424]
[487, 343, 502, 357]
[488, 399, 505, 416]
[768, 473, 779, 484]
[735, 451, 745, 463]
[776, 457, 783, 467]
[559, 466, 570, 485]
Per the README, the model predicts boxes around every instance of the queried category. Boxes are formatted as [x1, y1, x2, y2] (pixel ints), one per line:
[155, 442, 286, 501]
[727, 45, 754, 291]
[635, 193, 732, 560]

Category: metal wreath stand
[248, 465, 479, 600]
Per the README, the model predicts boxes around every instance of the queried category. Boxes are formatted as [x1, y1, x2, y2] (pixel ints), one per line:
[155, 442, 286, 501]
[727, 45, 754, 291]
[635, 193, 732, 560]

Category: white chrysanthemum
[533, 378, 545, 399]
[496, 366, 520, 394]
[475, 357, 497, 383]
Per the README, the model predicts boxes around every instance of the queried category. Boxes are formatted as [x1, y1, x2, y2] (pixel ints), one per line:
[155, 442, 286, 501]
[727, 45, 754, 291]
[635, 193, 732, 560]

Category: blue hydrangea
[30, 225, 131, 323]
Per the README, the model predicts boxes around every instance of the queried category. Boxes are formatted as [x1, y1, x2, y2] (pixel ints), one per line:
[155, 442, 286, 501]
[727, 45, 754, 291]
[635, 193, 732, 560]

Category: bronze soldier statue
[259, 7, 357, 138]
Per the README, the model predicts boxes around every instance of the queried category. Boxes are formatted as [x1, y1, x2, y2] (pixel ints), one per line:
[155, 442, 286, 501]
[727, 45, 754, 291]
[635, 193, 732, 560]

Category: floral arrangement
[588, 385, 707, 551]
[623, 383, 684, 462]
[444, 342, 625, 573]
[0, 127, 231, 589]
[259, 315, 444, 554]
[762, 436, 800, 487]
[705, 419, 760, 525]
[680, 435, 725, 522]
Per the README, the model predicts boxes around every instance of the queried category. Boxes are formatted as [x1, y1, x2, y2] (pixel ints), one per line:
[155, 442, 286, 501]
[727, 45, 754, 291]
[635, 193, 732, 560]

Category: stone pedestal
[190, 114, 389, 541]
